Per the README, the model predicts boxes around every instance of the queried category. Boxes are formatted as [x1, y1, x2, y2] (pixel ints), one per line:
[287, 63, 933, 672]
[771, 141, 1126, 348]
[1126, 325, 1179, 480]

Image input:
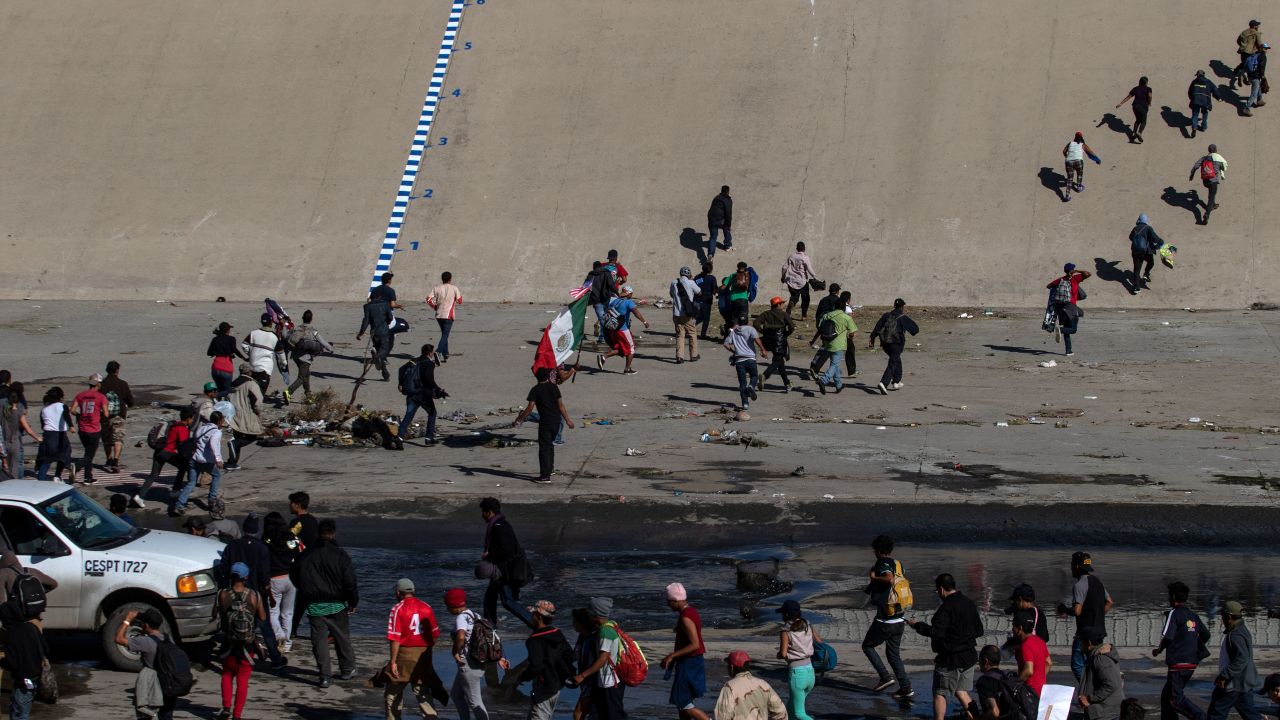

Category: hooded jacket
[708, 192, 733, 227]
[1188, 76, 1218, 109]
[1129, 217, 1165, 255]
[587, 266, 618, 304]
[523, 626, 575, 703]
[1079, 643, 1124, 720]
[1219, 621, 1259, 693]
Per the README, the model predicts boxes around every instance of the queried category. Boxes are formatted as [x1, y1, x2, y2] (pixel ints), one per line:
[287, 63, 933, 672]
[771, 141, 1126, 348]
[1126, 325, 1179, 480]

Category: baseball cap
[528, 599, 557, 618]
[1072, 551, 1094, 571]
[260, 312, 273, 325]
[218, 321, 234, 333]
[444, 588, 467, 608]
[619, 284, 633, 296]
[395, 578, 415, 593]
[230, 562, 251, 579]
[1258, 673, 1280, 696]
[1009, 583, 1036, 601]
[203, 381, 218, 393]
[726, 650, 751, 669]
[88, 373, 103, 384]
[770, 296, 784, 306]
[1223, 600, 1244, 617]
[183, 516, 207, 530]
[776, 599, 802, 616]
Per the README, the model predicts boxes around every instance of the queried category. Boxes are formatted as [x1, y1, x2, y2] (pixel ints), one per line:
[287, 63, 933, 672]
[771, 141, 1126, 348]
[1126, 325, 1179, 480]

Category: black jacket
[484, 515, 521, 566]
[912, 590, 984, 669]
[708, 192, 733, 227]
[1188, 77, 1218, 108]
[220, 535, 271, 592]
[414, 356, 440, 402]
[523, 626, 575, 703]
[291, 538, 359, 608]
[1157, 605, 1210, 668]
[587, 267, 618, 304]
[0, 615, 46, 683]
[815, 294, 842, 320]
[359, 300, 393, 337]
[871, 309, 920, 347]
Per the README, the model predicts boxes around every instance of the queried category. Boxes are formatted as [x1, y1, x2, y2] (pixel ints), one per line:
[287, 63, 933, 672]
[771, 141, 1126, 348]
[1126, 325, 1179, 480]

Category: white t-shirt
[41, 403, 67, 432]
[244, 329, 278, 374]
[1065, 141, 1085, 162]
[455, 609, 476, 650]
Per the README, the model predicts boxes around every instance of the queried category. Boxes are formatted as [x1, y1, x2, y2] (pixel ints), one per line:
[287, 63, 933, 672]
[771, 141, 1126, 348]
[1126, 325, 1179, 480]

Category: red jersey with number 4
[387, 596, 440, 648]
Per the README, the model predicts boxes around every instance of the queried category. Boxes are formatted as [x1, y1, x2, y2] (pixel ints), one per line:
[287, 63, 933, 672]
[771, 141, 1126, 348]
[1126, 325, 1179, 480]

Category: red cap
[444, 588, 467, 608]
[726, 650, 751, 668]
[770, 296, 784, 306]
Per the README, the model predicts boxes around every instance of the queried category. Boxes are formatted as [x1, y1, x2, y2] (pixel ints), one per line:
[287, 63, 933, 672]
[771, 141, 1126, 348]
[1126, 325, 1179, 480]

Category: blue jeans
[484, 579, 534, 628]
[211, 369, 234, 397]
[593, 303, 609, 341]
[399, 396, 436, 440]
[436, 318, 454, 358]
[821, 350, 845, 390]
[709, 225, 732, 255]
[176, 461, 220, 510]
[10, 682, 33, 720]
[1071, 637, 1085, 681]
[1191, 106, 1208, 130]
[734, 360, 758, 408]
[1248, 79, 1262, 108]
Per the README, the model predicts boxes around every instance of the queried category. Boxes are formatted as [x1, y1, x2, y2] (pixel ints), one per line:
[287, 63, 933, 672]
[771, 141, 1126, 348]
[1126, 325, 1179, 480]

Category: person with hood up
[1078, 634, 1125, 720]
[1129, 214, 1166, 294]
[1062, 132, 1101, 201]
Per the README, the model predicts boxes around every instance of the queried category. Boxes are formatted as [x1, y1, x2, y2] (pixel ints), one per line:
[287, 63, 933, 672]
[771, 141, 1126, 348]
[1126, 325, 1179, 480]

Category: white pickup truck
[0, 481, 223, 670]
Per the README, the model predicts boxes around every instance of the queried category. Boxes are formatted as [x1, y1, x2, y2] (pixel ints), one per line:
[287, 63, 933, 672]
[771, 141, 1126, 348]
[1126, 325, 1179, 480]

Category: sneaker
[534, 477, 552, 484]
[893, 688, 916, 700]
[747, 387, 758, 401]
[623, 368, 638, 375]
[553, 439, 566, 446]
[216, 710, 232, 720]
[223, 464, 240, 472]
[1065, 352, 1075, 357]
[172, 507, 187, 517]
[282, 389, 292, 404]
[742, 403, 750, 411]
[817, 379, 827, 395]
[676, 357, 685, 364]
[877, 382, 889, 395]
[783, 384, 792, 393]
[318, 678, 331, 689]
[337, 669, 357, 681]
[596, 354, 606, 370]
[690, 355, 700, 362]
[872, 678, 897, 692]
[892, 382, 905, 390]
[1257, 99, 1267, 107]
[834, 384, 844, 394]
[129, 495, 146, 509]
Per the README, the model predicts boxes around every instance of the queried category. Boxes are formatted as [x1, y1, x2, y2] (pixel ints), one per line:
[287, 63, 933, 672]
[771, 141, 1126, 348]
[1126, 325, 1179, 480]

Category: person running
[862, 535, 913, 699]
[587, 261, 619, 344]
[597, 285, 649, 375]
[1079, 634, 1126, 720]
[1208, 601, 1262, 720]
[215, 562, 266, 720]
[810, 292, 857, 395]
[1189, 145, 1228, 223]
[1153, 581, 1210, 720]
[225, 365, 263, 470]
[1243, 44, 1269, 116]
[172, 410, 225, 517]
[384, 578, 444, 720]
[694, 263, 718, 340]
[397, 343, 442, 448]
[601, 249, 629, 285]
[369, 271, 405, 310]
[868, 299, 919, 394]
[571, 597, 629, 720]
[723, 316, 766, 411]
[283, 310, 333, 404]
[1013, 610, 1051, 703]
[782, 242, 818, 319]
[661, 583, 709, 720]
[907, 574, 984, 720]
[209, 321, 249, 396]
[514, 368, 575, 484]
[35, 387, 72, 482]
[777, 600, 820, 720]
[131, 407, 193, 508]
[477, 497, 535, 627]
[1046, 266, 1090, 356]
[1116, 77, 1153, 143]
[357, 297, 395, 382]
[70, 374, 108, 484]
[1188, 71, 1220, 137]
[1234, 20, 1264, 88]
[291, 518, 359, 688]
[1062, 132, 1100, 201]
[446, 587, 510, 720]
[670, 266, 702, 363]
[1130, 214, 1166, 294]
[720, 262, 755, 332]
[714, 651, 787, 720]
[114, 608, 178, 720]
[522, 600, 574, 720]
[427, 271, 464, 362]
[1057, 551, 1114, 682]
[244, 313, 284, 395]
[707, 185, 733, 257]
[754, 297, 795, 392]
[98, 361, 135, 474]
[808, 284, 843, 378]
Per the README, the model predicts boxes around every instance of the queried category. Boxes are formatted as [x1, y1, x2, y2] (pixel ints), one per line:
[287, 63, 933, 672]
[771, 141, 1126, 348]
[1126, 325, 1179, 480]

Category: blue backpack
[812, 641, 837, 673]
[1247, 52, 1262, 72]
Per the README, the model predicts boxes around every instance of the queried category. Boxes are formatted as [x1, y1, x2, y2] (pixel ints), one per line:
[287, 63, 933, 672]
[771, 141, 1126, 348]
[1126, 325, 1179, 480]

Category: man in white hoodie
[172, 411, 224, 517]
[243, 313, 284, 396]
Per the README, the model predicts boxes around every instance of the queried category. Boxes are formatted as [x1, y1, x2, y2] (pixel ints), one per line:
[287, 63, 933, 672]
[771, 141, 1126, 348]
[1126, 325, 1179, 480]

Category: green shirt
[820, 311, 857, 352]
[597, 621, 622, 688]
[721, 275, 750, 302]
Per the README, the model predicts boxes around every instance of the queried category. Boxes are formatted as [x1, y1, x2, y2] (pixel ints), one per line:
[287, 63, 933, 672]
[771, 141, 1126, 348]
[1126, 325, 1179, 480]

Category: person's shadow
[1160, 106, 1191, 138]
[1161, 185, 1203, 224]
[1038, 167, 1066, 202]
[984, 344, 1053, 356]
[1217, 82, 1245, 113]
[679, 227, 707, 265]
[1096, 112, 1131, 141]
[1210, 59, 1236, 80]
[1093, 257, 1134, 294]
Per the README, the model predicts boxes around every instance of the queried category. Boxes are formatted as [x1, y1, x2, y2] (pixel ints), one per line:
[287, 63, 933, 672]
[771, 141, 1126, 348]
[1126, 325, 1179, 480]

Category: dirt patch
[908, 462, 1158, 491]
[1034, 407, 1085, 418]
[1212, 474, 1280, 490]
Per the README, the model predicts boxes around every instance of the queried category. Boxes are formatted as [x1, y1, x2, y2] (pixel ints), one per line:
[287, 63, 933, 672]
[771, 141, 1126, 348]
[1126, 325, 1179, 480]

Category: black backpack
[398, 360, 422, 397]
[994, 670, 1038, 720]
[818, 314, 839, 342]
[878, 313, 904, 346]
[153, 637, 195, 698]
[7, 571, 46, 619]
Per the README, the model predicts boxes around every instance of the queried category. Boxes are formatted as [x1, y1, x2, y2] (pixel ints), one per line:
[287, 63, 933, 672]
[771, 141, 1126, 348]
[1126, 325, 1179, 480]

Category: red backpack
[604, 621, 648, 687]
[1200, 157, 1217, 182]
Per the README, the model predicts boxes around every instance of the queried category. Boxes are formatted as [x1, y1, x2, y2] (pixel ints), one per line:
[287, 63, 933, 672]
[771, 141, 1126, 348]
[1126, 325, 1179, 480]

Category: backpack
[887, 559, 913, 613]
[466, 611, 504, 665]
[153, 637, 195, 698]
[602, 304, 623, 332]
[878, 313, 904, 346]
[6, 571, 47, 620]
[223, 589, 259, 647]
[1247, 52, 1261, 72]
[605, 621, 649, 687]
[177, 426, 212, 463]
[812, 641, 838, 673]
[1200, 157, 1218, 182]
[994, 670, 1038, 720]
[1052, 279, 1072, 305]
[818, 314, 839, 342]
[398, 360, 422, 397]
[146, 420, 173, 451]
[105, 391, 123, 419]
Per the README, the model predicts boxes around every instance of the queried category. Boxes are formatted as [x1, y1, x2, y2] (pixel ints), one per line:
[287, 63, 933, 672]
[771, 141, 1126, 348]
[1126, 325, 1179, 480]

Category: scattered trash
[790, 466, 806, 477]
[983, 309, 995, 316]
[1083, 396, 1098, 400]
[957, 312, 972, 318]
[1038, 360, 1057, 368]
[876, 426, 887, 430]
[771, 493, 786, 498]
[287, 438, 315, 446]
[1161, 321, 1171, 326]
[624, 448, 647, 457]
[700, 433, 711, 442]
[593, 419, 614, 425]
[1188, 417, 1201, 423]
[1055, 420, 1071, 428]
[995, 421, 1010, 427]
[735, 410, 751, 422]
[822, 494, 835, 500]
[1028, 418, 1046, 425]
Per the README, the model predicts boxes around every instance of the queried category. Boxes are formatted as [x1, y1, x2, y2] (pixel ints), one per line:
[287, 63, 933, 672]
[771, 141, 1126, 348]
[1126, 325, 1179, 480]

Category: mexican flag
[532, 293, 591, 375]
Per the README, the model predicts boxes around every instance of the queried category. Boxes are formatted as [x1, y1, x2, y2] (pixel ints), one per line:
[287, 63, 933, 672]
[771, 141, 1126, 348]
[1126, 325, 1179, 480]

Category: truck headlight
[176, 572, 215, 595]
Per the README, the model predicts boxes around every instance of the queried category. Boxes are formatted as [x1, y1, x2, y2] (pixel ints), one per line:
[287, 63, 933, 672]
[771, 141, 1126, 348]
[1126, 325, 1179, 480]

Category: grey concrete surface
[3, 1, 1278, 307]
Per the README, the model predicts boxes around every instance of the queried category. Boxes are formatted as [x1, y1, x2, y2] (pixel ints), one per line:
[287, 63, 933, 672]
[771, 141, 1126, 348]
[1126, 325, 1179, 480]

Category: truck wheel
[101, 602, 172, 672]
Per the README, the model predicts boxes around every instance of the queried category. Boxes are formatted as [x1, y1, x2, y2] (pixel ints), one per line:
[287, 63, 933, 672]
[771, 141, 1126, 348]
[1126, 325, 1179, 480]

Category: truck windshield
[37, 489, 142, 550]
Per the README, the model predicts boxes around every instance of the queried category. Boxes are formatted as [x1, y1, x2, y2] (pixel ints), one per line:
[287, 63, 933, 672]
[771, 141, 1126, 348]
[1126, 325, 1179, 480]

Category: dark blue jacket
[1157, 605, 1209, 668]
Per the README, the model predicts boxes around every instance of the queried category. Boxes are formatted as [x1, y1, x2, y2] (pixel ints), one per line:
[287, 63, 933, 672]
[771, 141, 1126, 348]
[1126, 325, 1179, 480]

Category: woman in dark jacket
[208, 321, 249, 396]
[262, 511, 301, 654]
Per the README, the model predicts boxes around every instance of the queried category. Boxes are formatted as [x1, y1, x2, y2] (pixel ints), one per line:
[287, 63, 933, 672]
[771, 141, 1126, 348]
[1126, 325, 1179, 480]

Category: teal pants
[788, 665, 815, 720]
